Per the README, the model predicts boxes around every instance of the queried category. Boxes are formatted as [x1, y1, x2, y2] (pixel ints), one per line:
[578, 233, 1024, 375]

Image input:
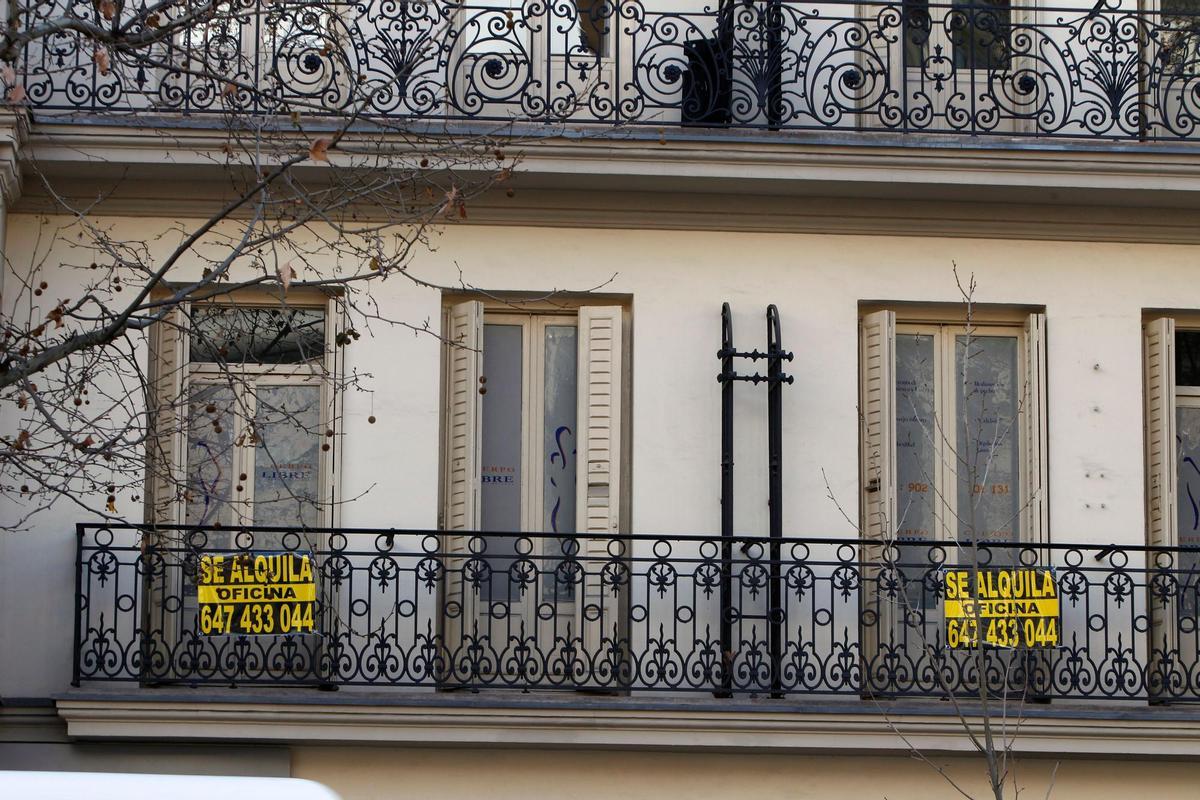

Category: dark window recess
[190, 306, 326, 365]
[1177, 330, 1200, 386]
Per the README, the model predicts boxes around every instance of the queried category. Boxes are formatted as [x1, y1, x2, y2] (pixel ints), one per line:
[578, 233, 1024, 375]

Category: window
[903, 0, 1012, 70]
[1159, 0, 1200, 74]
[552, 0, 609, 59]
[1143, 317, 1200, 694]
[143, 294, 341, 681]
[147, 294, 342, 537]
[859, 308, 1047, 692]
[861, 309, 1048, 602]
[440, 299, 626, 667]
[1145, 320, 1200, 600]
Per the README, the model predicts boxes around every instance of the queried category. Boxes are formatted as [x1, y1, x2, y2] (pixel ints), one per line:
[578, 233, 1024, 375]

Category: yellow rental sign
[197, 552, 316, 636]
[943, 567, 1060, 649]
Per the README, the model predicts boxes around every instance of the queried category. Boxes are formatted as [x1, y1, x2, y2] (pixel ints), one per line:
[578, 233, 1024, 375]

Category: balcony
[16, 0, 1200, 143]
[72, 524, 1200, 702]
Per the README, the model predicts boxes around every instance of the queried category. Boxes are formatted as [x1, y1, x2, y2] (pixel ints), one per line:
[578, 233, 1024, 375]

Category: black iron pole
[765, 305, 793, 697]
[717, 302, 735, 697]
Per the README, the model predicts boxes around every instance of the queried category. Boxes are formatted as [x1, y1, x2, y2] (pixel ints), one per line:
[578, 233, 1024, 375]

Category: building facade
[5, 0, 1200, 797]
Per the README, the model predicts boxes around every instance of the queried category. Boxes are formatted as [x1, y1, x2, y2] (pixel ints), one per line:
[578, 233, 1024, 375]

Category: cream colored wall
[4, 211, 1200, 696]
[292, 745, 1200, 800]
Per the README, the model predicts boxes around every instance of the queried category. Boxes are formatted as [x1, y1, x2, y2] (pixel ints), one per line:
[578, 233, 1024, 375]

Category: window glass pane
[252, 384, 322, 532]
[185, 385, 237, 528]
[480, 324, 523, 602]
[955, 334, 1020, 549]
[551, 0, 608, 57]
[896, 333, 936, 606]
[1161, 0, 1200, 73]
[951, 0, 1010, 69]
[1178, 331, 1200, 387]
[904, 0, 931, 65]
[543, 325, 578, 602]
[190, 306, 325, 365]
[1177, 405, 1200, 613]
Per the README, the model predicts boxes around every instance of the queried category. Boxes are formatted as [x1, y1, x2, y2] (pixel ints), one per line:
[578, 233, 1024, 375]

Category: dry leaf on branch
[277, 260, 294, 293]
[93, 47, 110, 76]
[309, 138, 331, 162]
[97, 0, 116, 20]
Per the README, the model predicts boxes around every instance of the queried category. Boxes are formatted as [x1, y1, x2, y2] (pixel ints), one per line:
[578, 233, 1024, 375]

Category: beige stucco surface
[7, 213, 1200, 696]
[292, 746, 1200, 800]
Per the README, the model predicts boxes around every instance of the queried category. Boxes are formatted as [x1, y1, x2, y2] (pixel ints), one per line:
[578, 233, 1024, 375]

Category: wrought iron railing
[73, 523, 1200, 700]
[17, 0, 1200, 141]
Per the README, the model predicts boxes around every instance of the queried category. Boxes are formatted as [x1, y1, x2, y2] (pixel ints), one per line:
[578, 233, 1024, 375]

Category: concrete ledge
[53, 690, 1200, 758]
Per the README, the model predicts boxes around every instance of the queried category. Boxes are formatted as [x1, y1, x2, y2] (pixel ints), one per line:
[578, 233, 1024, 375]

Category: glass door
[899, 0, 1015, 132]
[477, 313, 580, 676]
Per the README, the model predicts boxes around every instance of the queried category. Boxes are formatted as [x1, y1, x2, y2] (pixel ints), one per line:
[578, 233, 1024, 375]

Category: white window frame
[479, 310, 580, 537]
[438, 297, 628, 673]
[869, 0, 1035, 135]
[861, 306, 1049, 549]
[147, 292, 343, 531]
[895, 321, 1028, 544]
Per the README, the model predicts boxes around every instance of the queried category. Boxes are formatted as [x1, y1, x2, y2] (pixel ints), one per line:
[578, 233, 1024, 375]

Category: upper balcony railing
[74, 523, 1200, 701]
[18, 0, 1200, 142]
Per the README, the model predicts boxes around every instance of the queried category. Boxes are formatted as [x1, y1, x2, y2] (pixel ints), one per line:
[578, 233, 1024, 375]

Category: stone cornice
[0, 109, 29, 205]
[19, 120, 1200, 242]
[53, 692, 1200, 758]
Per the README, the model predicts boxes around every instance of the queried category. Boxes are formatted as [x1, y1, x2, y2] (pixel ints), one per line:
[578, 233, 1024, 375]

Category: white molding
[54, 697, 1200, 758]
[0, 109, 27, 204]
[19, 123, 1200, 242]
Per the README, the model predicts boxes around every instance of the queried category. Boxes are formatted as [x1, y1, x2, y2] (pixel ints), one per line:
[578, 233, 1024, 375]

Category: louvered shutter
[1147, 317, 1178, 550]
[147, 306, 189, 527]
[859, 309, 895, 693]
[575, 306, 623, 660]
[861, 310, 897, 543]
[1019, 313, 1052, 697]
[1022, 313, 1049, 544]
[441, 300, 483, 673]
[1145, 317, 1178, 688]
[143, 306, 188, 682]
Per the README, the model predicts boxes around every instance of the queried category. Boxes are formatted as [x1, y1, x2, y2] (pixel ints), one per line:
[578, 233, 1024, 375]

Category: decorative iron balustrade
[73, 523, 1200, 700]
[17, 0, 1200, 140]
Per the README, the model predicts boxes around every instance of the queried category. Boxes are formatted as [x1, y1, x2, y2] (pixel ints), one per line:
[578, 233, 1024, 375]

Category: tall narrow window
[144, 295, 341, 681]
[887, 322, 1033, 549]
[861, 309, 1047, 691]
[183, 305, 329, 542]
[440, 301, 624, 678]
[474, 313, 580, 609]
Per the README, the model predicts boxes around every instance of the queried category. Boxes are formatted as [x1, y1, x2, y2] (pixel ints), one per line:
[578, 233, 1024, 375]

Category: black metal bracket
[716, 302, 792, 698]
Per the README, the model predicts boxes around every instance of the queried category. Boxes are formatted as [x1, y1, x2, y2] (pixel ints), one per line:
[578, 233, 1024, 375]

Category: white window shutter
[1145, 316, 1179, 691]
[1146, 317, 1177, 550]
[442, 300, 483, 665]
[859, 309, 895, 692]
[575, 305, 623, 657]
[147, 306, 189, 527]
[860, 310, 897, 543]
[1022, 312, 1049, 544]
